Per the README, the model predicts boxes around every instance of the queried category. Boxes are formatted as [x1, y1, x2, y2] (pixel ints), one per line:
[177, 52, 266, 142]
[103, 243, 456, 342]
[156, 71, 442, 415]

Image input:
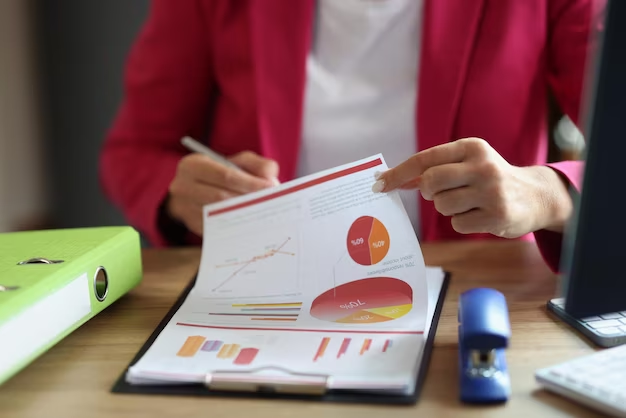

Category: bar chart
[176, 336, 259, 365]
[217, 344, 241, 359]
[176, 336, 206, 357]
[312, 337, 392, 362]
[337, 338, 351, 358]
[360, 339, 372, 355]
[201, 340, 223, 352]
[209, 302, 302, 322]
[313, 337, 331, 362]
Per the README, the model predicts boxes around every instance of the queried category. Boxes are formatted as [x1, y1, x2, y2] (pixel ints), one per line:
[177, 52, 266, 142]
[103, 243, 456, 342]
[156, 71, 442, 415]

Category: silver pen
[180, 136, 242, 171]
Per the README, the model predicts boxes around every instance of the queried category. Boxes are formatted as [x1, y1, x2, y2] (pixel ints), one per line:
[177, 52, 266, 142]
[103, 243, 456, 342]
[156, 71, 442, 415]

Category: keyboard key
[601, 313, 624, 320]
[589, 319, 622, 328]
[582, 316, 602, 322]
[598, 327, 622, 335]
[619, 318, 626, 325]
[619, 326, 626, 333]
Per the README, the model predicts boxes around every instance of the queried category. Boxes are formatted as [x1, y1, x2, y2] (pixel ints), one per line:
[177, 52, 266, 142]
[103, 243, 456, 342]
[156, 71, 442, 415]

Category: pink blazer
[99, 0, 605, 271]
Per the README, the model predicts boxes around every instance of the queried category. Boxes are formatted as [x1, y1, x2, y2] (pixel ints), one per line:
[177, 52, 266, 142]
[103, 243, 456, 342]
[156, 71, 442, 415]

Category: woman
[99, 0, 605, 271]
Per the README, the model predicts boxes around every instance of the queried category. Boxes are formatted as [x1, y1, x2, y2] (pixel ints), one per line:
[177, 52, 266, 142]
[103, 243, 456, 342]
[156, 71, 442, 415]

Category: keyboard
[548, 298, 626, 347]
[535, 343, 626, 417]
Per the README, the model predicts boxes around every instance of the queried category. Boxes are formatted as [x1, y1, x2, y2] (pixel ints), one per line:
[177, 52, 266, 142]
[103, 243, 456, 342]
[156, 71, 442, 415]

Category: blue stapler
[458, 288, 511, 404]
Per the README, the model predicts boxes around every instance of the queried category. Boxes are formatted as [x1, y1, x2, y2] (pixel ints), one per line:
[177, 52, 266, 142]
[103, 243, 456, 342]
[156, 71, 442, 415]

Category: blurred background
[0, 0, 148, 234]
[0, 0, 584, 237]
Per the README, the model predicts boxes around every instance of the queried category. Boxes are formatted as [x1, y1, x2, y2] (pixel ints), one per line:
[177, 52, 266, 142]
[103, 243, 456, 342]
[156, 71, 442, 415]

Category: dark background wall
[33, 1, 149, 232]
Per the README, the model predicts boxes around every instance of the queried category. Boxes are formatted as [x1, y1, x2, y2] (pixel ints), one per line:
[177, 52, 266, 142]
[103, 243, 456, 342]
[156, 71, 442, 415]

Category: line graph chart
[207, 232, 299, 297]
[214, 238, 294, 277]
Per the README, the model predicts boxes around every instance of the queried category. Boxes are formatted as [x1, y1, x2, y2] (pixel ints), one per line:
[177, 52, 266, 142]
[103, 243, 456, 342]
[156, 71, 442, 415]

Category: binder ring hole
[17, 258, 64, 265]
[93, 266, 108, 302]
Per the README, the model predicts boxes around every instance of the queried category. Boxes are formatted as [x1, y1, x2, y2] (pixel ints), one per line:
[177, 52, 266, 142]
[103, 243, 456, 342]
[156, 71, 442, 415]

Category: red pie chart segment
[347, 216, 390, 265]
[346, 216, 374, 265]
[310, 277, 413, 323]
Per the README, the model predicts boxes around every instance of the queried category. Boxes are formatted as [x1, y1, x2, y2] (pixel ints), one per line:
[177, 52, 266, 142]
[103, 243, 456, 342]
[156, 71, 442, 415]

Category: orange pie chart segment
[347, 216, 390, 265]
[369, 218, 390, 264]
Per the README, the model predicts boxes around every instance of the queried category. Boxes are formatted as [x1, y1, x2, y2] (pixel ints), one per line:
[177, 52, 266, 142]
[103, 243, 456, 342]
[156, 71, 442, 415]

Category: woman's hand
[166, 151, 279, 236]
[373, 137, 573, 238]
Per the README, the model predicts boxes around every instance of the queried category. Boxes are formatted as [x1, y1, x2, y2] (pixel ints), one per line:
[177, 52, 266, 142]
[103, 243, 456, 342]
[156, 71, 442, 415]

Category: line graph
[215, 238, 295, 269]
[207, 232, 299, 297]
[212, 238, 294, 291]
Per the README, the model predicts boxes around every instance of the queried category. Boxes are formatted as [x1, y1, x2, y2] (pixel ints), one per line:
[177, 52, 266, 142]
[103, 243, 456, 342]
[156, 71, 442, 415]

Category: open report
[125, 154, 446, 394]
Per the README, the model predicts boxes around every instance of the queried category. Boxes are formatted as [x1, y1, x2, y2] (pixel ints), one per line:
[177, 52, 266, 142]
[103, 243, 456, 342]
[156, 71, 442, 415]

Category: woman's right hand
[165, 151, 280, 236]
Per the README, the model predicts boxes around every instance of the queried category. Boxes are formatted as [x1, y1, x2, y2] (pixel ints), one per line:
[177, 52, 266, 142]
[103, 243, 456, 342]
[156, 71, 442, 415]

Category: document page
[126, 155, 440, 392]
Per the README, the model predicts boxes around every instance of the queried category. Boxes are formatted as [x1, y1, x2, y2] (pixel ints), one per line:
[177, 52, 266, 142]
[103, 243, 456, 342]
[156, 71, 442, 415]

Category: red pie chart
[310, 277, 413, 324]
[347, 216, 390, 265]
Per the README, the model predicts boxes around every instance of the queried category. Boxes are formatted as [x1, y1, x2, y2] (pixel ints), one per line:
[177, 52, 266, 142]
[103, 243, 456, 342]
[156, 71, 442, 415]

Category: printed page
[126, 155, 439, 391]
[126, 267, 445, 392]
[184, 154, 429, 334]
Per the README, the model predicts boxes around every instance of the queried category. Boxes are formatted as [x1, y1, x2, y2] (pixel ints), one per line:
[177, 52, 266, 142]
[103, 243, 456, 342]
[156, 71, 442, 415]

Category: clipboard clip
[205, 366, 330, 395]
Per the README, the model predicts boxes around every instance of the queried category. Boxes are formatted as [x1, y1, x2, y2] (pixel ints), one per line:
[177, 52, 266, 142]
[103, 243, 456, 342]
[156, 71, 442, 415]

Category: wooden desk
[0, 242, 603, 418]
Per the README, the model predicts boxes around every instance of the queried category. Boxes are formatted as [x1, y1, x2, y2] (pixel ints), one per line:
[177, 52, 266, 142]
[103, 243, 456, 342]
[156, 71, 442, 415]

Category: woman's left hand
[373, 137, 573, 238]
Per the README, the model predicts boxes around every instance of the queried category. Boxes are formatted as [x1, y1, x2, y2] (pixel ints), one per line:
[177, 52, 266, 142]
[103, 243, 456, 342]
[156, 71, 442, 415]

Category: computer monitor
[559, 0, 626, 319]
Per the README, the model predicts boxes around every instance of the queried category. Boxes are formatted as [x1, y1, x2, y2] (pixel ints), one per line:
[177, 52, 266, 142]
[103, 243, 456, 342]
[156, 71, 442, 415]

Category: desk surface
[0, 242, 603, 417]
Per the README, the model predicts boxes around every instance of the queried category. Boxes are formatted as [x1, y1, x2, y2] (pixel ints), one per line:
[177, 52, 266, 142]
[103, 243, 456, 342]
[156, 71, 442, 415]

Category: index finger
[191, 155, 274, 194]
[376, 140, 468, 192]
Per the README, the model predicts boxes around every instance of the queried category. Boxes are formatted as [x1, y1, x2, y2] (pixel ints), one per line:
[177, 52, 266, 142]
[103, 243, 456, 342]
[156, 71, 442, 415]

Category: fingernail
[270, 176, 280, 186]
[374, 171, 384, 180]
[372, 179, 386, 193]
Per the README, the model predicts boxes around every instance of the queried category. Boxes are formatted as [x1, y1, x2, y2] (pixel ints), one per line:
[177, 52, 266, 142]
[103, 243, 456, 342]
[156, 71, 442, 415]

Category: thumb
[229, 151, 280, 185]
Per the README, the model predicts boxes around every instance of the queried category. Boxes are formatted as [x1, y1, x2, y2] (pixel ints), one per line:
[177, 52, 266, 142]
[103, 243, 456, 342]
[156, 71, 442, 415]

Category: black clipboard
[111, 271, 451, 405]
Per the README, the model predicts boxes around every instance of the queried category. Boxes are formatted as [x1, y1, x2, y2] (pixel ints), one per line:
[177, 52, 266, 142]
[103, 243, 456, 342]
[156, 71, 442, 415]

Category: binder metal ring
[17, 258, 64, 265]
[93, 266, 109, 302]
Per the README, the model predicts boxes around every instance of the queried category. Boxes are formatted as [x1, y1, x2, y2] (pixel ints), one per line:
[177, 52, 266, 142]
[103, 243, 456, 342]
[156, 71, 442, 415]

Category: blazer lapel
[249, 0, 314, 181]
[417, 0, 486, 150]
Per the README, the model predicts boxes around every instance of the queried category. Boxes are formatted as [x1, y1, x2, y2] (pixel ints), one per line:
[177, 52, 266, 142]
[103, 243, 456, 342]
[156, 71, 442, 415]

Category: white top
[296, 0, 423, 234]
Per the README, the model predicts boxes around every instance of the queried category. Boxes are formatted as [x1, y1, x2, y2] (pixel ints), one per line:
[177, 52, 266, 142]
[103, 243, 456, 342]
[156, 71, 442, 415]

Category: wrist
[157, 195, 188, 245]
[529, 166, 574, 233]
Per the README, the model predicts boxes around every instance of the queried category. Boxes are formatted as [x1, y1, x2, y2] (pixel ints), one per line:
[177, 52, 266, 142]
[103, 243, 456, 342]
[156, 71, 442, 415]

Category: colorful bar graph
[240, 308, 301, 312]
[337, 338, 351, 358]
[360, 339, 372, 355]
[232, 303, 302, 308]
[201, 340, 223, 352]
[382, 339, 392, 353]
[177, 336, 206, 357]
[251, 317, 297, 321]
[217, 343, 241, 359]
[313, 337, 331, 362]
[209, 313, 299, 317]
[208, 302, 303, 322]
[234, 348, 259, 365]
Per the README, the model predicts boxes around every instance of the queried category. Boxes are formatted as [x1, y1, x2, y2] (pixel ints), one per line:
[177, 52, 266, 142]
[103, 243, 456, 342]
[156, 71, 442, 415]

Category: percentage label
[354, 315, 371, 321]
[340, 299, 365, 309]
[350, 237, 364, 246]
[371, 240, 385, 249]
